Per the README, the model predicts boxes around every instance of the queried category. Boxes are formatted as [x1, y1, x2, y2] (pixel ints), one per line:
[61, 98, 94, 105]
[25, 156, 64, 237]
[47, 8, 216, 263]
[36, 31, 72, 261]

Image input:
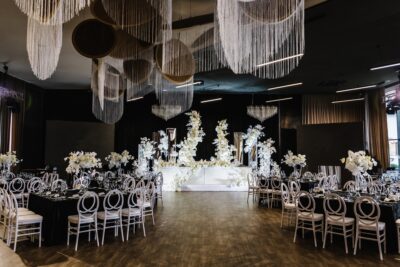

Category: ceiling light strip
[176, 81, 202, 88]
[127, 96, 144, 102]
[267, 82, 303, 91]
[265, 97, 293, 103]
[331, 98, 365, 104]
[200, 98, 222, 104]
[256, 54, 304, 68]
[336, 84, 377, 93]
[370, 62, 400, 71]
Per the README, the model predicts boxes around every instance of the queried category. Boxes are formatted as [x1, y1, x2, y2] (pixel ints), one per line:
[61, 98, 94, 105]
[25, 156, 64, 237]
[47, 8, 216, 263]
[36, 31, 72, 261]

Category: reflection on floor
[1, 192, 400, 266]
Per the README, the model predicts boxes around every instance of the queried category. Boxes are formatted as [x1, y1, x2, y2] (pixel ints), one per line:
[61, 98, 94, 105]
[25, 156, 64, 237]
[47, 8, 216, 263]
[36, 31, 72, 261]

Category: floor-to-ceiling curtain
[302, 94, 365, 125]
[368, 89, 389, 170]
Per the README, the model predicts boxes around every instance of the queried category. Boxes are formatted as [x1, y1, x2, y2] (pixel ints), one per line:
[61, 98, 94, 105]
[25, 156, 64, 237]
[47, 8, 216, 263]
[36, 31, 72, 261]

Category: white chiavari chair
[9, 178, 25, 208]
[270, 177, 282, 208]
[122, 189, 146, 240]
[97, 189, 124, 245]
[353, 196, 386, 260]
[293, 191, 324, 247]
[281, 183, 296, 228]
[123, 177, 136, 193]
[155, 172, 164, 206]
[135, 179, 146, 190]
[7, 192, 42, 251]
[257, 178, 272, 207]
[247, 172, 259, 203]
[51, 179, 68, 192]
[289, 181, 300, 199]
[26, 179, 45, 207]
[73, 177, 90, 190]
[141, 182, 156, 225]
[67, 191, 100, 251]
[322, 193, 354, 254]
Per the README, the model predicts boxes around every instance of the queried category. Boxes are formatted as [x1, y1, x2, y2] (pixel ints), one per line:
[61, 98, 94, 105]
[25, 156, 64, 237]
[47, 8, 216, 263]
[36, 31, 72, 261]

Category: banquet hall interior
[1, 0, 400, 266]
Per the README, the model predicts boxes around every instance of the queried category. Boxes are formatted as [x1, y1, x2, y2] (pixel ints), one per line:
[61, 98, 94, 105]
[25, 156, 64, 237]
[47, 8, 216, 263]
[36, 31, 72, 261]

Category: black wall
[297, 122, 365, 175]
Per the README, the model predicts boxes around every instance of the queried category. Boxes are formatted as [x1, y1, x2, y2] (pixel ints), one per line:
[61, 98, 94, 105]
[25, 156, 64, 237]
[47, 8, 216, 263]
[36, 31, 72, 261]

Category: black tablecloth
[28, 191, 155, 246]
[313, 196, 400, 253]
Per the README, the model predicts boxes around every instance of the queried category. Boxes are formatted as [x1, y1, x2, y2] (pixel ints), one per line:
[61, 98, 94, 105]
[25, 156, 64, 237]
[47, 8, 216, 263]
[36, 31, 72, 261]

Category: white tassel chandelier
[152, 105, 182, 121]
[27, 18, 62, 80]
[247, 105, 278, 122]
[14, 0, 91, 25]
[215, 0, 305, 79]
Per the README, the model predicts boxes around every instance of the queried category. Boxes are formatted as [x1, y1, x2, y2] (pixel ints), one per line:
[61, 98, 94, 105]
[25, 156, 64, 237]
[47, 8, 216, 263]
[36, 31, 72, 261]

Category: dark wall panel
[297, 122, 365, 174]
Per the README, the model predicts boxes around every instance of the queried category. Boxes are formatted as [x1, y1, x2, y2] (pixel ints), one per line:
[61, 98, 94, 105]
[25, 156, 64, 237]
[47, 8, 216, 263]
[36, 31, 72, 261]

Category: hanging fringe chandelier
[26, 18, 62, 80]
[215, 0, 305, 79]
[247, 105, 278, 122]
[152, 105, 182, 121]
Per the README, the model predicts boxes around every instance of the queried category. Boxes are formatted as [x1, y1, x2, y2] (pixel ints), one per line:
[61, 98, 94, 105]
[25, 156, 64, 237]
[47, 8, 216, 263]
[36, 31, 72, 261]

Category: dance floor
[3, 192, 400, 266]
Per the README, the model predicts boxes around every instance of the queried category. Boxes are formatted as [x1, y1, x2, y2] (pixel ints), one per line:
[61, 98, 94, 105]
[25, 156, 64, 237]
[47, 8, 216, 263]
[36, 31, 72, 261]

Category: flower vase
[290, 165, 302, 179]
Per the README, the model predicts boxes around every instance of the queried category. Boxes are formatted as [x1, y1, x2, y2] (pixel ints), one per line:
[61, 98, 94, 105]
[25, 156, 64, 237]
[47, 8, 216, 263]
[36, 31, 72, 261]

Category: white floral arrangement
[105, 150, 133, 169]
[133, 159, 149, 177]
[177, 111, 205, 166]
[158, 130, 169, 156]
[243, 124, 265, 153]
[341, 150, 377, 176]
[211, 120, 236, 165]
[140, 137, 156, 160]
[257, 138, 276, 176]
[282, 150, 307, 167]
[0, 151, 22, 169]
[270, 161, 281, 178]
[64, 151, 102, 174]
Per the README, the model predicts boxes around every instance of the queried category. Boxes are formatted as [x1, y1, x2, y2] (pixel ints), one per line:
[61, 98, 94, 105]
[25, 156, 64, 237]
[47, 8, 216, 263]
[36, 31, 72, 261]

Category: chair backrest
[323, 193, 347, 222]
[353, 196, 381, 227]
[0, 178, 8, 191]
[343, 180, 356, 192]
[29, 179, 45, 194]
[27, 177, 42, 191]
[294, 191, 316, 213]
[126, 189, 142, 210]
[135, 179, 145, 189]
[289, 181, 300, 196]
[9, 178, 25, 194]
[103, 189, 124, 214]
[247, 173, 256, 187]
[77, 191, 99, 219]
[271, 178, 281, 190]
[51, 179, 68, 192]
[368, 182, 382, 195]
[0, 188, 6, 214]
[123, 177, 136, 192]
[73, 177, 90, 189]
[8, 192, 19, 217]
[281, 183, 291, 205]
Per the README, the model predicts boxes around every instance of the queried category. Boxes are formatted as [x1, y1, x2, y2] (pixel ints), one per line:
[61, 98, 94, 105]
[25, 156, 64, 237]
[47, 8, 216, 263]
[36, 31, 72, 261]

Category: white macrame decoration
[14, 0, 91, 25]
[215, 0, 305, 79]
[27, 18, 62, 80]
[247, 105, 278, 122]
[101, 0, 172, 44]
[91, 59, 125, 124]
[151, 105, 182, 121]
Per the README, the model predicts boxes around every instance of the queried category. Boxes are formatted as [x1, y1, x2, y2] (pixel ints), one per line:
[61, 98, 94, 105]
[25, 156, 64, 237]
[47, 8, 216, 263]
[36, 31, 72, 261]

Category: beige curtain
[302, 94, 365, 125]
[368, 89, 389, 170]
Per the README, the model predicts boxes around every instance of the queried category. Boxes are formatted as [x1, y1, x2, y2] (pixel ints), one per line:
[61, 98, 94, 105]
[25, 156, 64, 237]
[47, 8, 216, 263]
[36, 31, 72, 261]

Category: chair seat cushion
[137, 200, 151, 208]
[284, 203, 296, 209]
[6, 208, 35, 216]
[68, 214, 95, 224]
[97, 211, 120, 220]
[297, 212, 323, 221]
[15, 214, 42, 224]
[326, 215, 354, 225]
[396, 218, 400, 225]
[358, 219, 385, 231]
[122, 208, 141, 217]
[249, 186, 259, 190]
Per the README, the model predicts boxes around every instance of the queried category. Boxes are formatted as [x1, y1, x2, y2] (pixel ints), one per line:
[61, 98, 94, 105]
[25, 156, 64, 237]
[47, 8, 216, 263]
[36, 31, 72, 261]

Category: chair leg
[377, 229, 383, 261]
[353, 226, 359, 255]
[39, 222, 42, 248]
[280, 209, 285, 228]
[101, 220, 106, 246]
[343, 225, 348, 254]
[142, 218, 146, 237]
[119, 218, 124, 242]
[13, 224, 18, 252]
[67, 222, 70, 246]
[293, 218, 298, 243]
[126, 217, 130, 241]
[95, 220, 99, 247]
[312, 221, 317, 247]
[88, 224, 91, 242]
[75, 224, 80, 251]
[383, 228, 387, 254]
[323, 223, 328, 249]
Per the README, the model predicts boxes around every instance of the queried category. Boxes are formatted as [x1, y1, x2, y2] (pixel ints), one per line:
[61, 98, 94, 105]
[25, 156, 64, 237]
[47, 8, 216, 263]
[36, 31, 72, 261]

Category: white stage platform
[159, 166, 251, 191]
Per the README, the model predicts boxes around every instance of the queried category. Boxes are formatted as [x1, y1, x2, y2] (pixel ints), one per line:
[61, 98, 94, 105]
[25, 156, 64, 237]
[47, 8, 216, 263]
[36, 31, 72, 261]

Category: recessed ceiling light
[370, 62, 400, 71]
[336, 84, 377, 93]
[127, 96, 143, 102]
[331, 98, 365, 104]
[200, 98, 222, 104]
[265, 97, 293, 103]
[176, 81, 202, 88]
[256, 54, 303, 68]
[267, 82, 303, 91]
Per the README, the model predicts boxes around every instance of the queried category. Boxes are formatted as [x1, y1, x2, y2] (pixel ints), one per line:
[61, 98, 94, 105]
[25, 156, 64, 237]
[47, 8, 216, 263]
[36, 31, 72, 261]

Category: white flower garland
[158, 130, 169, 156]
[211, 120, 236, 165]
[257, 138, 276, 177]
[243, 124, 265, 153]
[140, 137, 156, 160]
[177, 111, 205, 166]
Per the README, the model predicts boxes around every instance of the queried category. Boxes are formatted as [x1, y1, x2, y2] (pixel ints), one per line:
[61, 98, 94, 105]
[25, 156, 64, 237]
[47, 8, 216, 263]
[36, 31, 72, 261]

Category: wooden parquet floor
[2, 192, 400, 267]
